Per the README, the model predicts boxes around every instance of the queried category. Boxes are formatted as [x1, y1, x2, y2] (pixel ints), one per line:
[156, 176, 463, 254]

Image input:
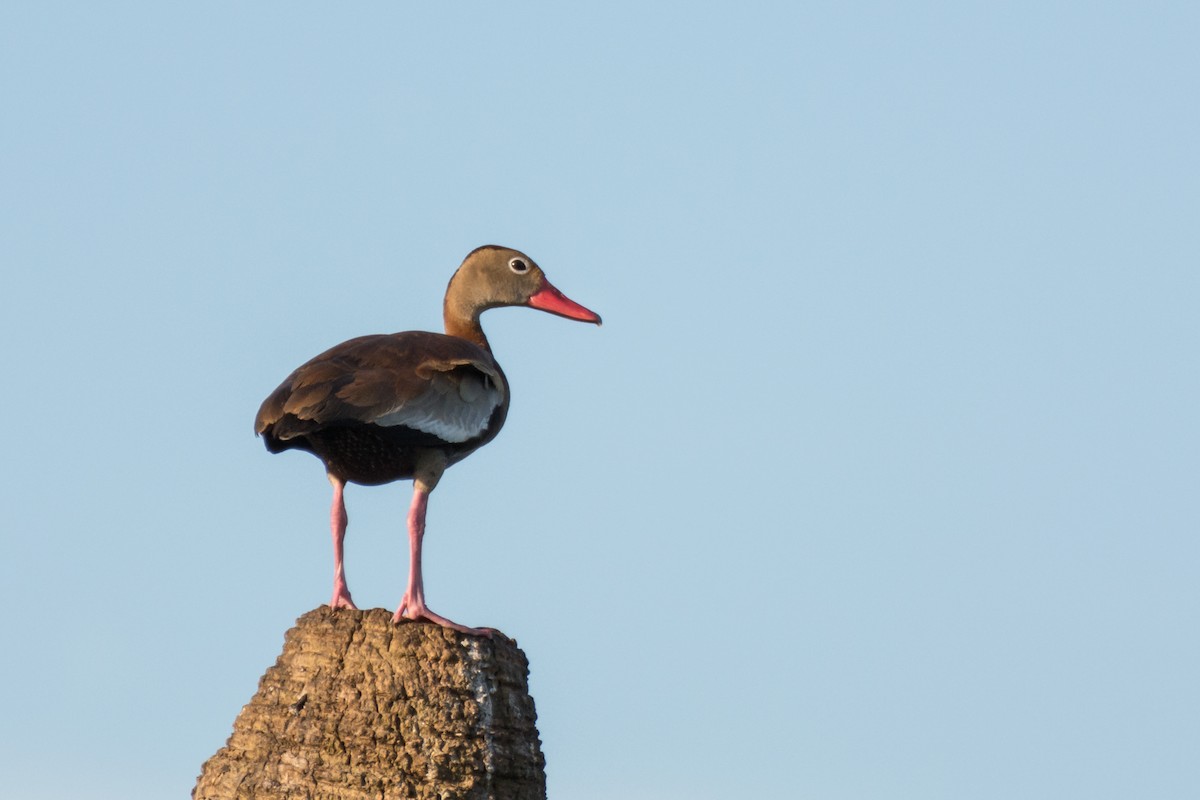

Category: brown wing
[255, 332, 506, 446]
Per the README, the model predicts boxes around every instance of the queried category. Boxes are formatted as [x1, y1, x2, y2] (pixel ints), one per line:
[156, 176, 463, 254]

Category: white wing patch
[372, 370, 503, 443]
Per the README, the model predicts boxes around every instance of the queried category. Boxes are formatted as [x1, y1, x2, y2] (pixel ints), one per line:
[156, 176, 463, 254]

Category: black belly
[272, 422, 470, 486]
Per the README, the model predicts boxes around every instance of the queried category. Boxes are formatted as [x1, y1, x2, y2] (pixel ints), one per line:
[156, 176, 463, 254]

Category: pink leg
[328, 474, 357, 611]
[393, 485, 492, 636]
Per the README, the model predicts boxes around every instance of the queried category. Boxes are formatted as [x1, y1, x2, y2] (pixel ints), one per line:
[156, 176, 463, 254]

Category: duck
[254, 245, 601, 635]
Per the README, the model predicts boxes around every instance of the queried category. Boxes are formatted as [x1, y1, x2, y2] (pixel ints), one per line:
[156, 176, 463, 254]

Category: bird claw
[330, 583, 358, 611]
[393, 598, 492, 637]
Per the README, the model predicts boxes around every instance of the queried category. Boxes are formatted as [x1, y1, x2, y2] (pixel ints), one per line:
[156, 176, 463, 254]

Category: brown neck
[443, 296, 491, 351]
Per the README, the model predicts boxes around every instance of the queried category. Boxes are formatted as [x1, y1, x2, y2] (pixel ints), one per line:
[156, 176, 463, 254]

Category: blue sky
[2, 3, 1197, 798]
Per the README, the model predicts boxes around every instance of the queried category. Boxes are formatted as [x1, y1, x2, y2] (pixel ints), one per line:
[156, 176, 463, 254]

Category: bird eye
[508, 258, 529, 274]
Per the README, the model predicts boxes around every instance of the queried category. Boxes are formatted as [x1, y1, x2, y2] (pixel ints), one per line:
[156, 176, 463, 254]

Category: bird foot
[330, 582, 358, 611]
[393, 597, 493, 637]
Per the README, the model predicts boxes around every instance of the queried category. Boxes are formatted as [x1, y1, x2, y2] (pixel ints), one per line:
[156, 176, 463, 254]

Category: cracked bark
[193, 607, 546, 800]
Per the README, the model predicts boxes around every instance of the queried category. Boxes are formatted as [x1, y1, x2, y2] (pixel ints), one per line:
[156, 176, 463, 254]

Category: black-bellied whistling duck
[255, 245, 600, 636]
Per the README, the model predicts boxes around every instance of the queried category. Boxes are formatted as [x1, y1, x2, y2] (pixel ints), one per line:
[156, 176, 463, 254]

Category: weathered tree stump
[194, 607, 545, 800]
